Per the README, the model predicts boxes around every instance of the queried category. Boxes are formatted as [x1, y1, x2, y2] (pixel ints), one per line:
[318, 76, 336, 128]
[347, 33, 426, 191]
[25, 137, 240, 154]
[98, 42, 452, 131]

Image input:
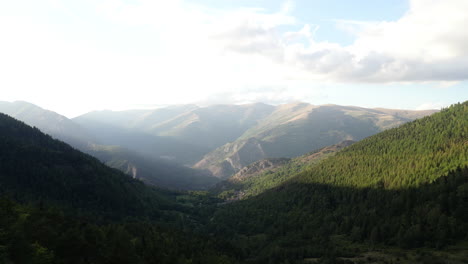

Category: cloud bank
[213, 0, 468, 82]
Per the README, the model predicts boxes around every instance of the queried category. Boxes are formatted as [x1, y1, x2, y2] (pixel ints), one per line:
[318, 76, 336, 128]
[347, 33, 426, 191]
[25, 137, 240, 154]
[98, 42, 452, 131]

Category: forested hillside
[0, 198, 236, 264]
[208, 102, 468, 263]
[0, 113, 236, 263]
[0, 112, 178, 217]
[296, 102, 468, 188]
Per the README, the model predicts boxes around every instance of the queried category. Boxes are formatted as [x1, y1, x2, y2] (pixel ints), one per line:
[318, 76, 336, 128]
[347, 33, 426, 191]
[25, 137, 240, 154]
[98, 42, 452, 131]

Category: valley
[0, 101, 438, 189]
[2, 1, 467, 262]
[0, 100, 466, 263]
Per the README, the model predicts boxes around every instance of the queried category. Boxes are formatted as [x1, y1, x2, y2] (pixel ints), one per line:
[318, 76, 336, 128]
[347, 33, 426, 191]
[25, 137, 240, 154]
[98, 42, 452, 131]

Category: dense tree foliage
[296, 102, 468, 188]
[209, 165, 468, 263]
[0, 197, 237, 264]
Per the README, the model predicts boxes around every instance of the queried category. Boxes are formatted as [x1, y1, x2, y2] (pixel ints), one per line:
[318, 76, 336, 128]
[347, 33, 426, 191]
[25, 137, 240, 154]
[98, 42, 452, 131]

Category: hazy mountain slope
[235, 103, 404, 139]
[0, 101, 217, 190]
[208, 102, 468, 263]
[75, 103, 276, 151]
[130, 104, 199, 129]
[74, 105, 198, 130]
[212, 140, 354, 200]
[88, 144, 220, 190]
[0, 101, 93, 148]
[0, 113, 176, 217]
[196, 104, 437, 178]
[73, 104, 276, 163]
[237, 102, 319, 140]
[73, 118, 210, 165]
[148, 103, 276, 149]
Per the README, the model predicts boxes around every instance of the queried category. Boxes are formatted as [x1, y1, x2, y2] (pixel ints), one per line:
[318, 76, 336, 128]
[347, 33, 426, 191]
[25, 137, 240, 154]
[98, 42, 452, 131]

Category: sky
[0, 0, 467, 117]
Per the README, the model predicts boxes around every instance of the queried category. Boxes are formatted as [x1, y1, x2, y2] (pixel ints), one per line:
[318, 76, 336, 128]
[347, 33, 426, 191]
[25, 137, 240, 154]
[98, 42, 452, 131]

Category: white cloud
[215, 0, 468, 82]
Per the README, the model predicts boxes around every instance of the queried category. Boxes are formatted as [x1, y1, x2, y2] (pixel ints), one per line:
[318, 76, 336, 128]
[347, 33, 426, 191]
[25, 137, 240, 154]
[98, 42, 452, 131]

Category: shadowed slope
[0, 113, 178, 218]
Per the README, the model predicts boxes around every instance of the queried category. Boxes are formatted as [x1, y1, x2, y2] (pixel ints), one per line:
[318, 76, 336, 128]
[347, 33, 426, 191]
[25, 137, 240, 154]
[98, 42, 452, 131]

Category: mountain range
[0, 100, 466, 264]
[0, 100, 437, 188]
[194, 103, 436, 178]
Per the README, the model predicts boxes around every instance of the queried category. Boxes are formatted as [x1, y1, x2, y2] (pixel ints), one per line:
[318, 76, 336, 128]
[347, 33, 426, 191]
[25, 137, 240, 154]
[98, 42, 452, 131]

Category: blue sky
[0, 0, 467, 117]
[194, 0, 409, 44]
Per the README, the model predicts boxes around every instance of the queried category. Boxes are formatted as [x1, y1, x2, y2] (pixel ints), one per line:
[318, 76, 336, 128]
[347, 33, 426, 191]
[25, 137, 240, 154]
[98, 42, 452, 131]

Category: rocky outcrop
[194, 137, 268, 179]
[231, 158, 291, 181]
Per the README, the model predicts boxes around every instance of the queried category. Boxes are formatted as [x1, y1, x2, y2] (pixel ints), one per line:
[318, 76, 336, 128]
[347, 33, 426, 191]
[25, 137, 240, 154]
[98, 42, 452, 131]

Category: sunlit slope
[148, 103, 276, 149]
[295, 101, 468, 188]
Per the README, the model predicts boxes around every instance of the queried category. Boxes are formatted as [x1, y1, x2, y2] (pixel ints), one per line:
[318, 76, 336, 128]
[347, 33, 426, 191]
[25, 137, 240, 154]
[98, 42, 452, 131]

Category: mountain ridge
[195, 104, 437, 178]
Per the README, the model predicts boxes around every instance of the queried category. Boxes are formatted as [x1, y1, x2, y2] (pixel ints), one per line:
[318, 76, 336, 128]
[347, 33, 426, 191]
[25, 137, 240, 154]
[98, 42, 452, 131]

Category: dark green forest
[209, 166, 468, 263]
[0, 112, 176, 218]
[0, 198, 237, 264]
[0, 102, 467, 263]
[0, 113, 236, 263]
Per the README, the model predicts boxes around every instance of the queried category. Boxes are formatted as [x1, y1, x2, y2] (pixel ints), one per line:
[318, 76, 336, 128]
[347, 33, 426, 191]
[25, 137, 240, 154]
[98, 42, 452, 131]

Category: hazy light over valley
[1, 0, 467, 117]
